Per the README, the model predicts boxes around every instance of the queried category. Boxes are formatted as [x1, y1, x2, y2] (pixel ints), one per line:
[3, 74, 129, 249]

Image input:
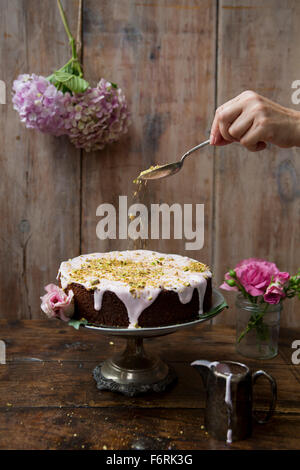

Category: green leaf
[47, 73, 57, 85]
[110, 82, 118, 89]
[201, 300, 228, 320]
[64, 75, 89, 93]
[47, 69, 89, 94]
[53, 71, 75, 82]
[68, 318, 88, 330]
[47, 74, 71, 94]
[52, 71, 89, 93]
[64, 63, 74, 74]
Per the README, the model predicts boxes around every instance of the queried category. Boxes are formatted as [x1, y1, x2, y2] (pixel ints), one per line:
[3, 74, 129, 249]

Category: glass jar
[235, 294, 281, 359]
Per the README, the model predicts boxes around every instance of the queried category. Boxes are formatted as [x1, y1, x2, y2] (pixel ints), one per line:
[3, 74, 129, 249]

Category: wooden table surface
[0, 319, 299, 450]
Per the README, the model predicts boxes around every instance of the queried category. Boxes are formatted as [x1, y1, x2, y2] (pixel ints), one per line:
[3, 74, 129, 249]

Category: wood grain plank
[1, 0, 300, 336]
[80, 0, 216, 265]
[0, 320, 292, 366]
[0, 407, 299, 450]
[0, 321, 299, 450]
[0, 322, 299, 412]
[0, 0, 81, 319]
[214, 0, 300, 326]
[0, 360, 299, 412]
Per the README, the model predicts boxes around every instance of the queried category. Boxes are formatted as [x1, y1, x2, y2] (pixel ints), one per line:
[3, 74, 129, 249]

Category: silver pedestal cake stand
[78, 288, 227, 397]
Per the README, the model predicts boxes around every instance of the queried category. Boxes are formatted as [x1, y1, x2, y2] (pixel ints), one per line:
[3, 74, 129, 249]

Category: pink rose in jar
[263, 283, 285, 304]
[235, 258, 279, 297]
[220, 258, 280, 296]
[220, 272, 239, 292]
[40, 284, 74, 321]
[274, 272, 290, 285]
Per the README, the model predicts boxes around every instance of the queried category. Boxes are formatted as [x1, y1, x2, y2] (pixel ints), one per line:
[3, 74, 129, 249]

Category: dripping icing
[225, 372, 233, 445]
[58, 250, 211, 328]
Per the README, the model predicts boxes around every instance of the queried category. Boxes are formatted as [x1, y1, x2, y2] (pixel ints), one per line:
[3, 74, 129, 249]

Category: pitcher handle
[252, 370, 277, 424]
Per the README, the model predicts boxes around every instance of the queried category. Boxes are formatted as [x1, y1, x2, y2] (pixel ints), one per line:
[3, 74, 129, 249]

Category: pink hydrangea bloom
[12, 75, 130, 151]
[40, 284, 74, 321]
[66, 79, 130, 152]
[12, 74, 69, 136]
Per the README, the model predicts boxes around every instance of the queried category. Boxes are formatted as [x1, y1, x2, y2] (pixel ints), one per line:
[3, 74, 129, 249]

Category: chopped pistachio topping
[66, 252, 209, 294]
[134, 164, 163, 182]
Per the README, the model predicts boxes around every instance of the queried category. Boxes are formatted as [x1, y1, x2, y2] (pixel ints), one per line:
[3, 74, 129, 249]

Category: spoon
[138, 139, 211, 181]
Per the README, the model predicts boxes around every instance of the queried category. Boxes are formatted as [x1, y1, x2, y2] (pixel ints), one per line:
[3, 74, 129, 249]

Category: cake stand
[80, 288, 227, 397]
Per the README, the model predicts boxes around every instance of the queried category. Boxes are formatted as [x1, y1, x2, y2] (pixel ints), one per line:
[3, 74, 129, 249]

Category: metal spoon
[138, 139, 211, 181]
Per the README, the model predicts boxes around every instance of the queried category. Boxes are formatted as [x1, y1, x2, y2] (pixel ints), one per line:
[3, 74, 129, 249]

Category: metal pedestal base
[93, 337, 177, 396]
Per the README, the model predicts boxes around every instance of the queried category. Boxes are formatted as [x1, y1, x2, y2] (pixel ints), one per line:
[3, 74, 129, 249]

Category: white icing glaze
[225, 373, 233, 408]
[226, 429, 232, 445]
[224, 372, 233, 445]
[58, 250, 211, 328]
[191, 360, 234, 444]
[191, 360, 219, 369]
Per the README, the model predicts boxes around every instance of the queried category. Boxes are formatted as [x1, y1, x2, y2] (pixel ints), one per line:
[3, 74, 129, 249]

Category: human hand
[210, 91, 300, 151]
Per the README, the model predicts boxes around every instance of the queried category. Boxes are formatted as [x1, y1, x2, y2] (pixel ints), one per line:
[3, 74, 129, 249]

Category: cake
[58, 250, 212, 328]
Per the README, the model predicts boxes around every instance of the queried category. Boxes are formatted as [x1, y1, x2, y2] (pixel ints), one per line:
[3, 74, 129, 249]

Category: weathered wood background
[0, 0, 299, 325]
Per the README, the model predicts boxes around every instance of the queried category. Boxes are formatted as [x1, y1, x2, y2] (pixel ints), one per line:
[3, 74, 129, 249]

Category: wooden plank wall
[0, 0, 81, 319]
[81, 0, 216, 258]
[0, 0, 299, 326]
[214, 0, 300, 325]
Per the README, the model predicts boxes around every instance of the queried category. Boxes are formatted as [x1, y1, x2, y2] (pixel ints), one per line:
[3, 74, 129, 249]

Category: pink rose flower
[220, 258, 284, 297]
[235, 259, 279, 297]
[263, 283, 285, 304]
[274, 272, 290, 285]
[220, 272, 238, 292]
[40, 284, 74, 321]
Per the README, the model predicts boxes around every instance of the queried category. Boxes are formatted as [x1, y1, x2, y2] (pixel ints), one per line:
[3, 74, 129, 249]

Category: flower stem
[57, 0, 73, 43]
[237, 302, 269, 343]
[57, 0, 83, 75]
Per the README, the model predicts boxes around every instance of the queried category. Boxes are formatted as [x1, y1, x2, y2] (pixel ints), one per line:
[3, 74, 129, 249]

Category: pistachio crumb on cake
[58, 250, 212, 329]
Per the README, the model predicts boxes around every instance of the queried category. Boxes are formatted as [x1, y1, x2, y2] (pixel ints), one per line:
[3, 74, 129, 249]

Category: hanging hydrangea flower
[12, 74, 70, 136]
[12, 75, 130, 151]
[66, 79, 130, 152]
[11, 0, 130, 152]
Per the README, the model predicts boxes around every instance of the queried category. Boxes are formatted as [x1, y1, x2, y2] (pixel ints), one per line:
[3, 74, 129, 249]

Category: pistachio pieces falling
[135, 139, 211, 181]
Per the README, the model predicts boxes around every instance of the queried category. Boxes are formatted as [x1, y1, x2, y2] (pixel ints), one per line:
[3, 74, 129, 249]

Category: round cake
[58, 250, 212, 328]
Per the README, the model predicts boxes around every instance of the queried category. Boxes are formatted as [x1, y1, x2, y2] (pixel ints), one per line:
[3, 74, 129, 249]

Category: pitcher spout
[191, 360, 218, 389]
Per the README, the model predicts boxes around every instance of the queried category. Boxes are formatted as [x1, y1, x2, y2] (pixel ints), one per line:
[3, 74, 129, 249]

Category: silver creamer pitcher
[191, 360, 277, 443]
